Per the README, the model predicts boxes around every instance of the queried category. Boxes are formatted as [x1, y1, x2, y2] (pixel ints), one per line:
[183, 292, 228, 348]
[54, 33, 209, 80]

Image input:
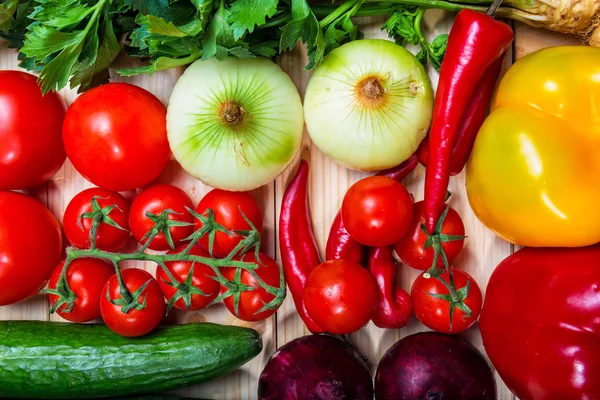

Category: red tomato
[0, 191, 62, 306]
[63, 83, 170, 191]
[48, 258, 114, 323]
[195, 190, 263, 258]
[304, 260, 377, 334]
[129, 184, 194, 251]
[411, 268, 482, 334]
[220, 252, 281, 322]
[101, 268, 165, 337]
[63, 188, 130, 251]
[0, 71, 66, 189]
[341, 176, 414, 247]
[481, 246, 600, 400]
[157, 245, 219, 310]
[394, 201, 465, 270]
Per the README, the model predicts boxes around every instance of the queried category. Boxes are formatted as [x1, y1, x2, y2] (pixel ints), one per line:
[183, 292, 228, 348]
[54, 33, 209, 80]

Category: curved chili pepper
[368, 246, 412, 329]
[423, 8, 513, 233]
[417, 55, 505, 176]
[325, 154, 419, 264]
[325, 211, 364, 264]
[279, 160, 323, 333]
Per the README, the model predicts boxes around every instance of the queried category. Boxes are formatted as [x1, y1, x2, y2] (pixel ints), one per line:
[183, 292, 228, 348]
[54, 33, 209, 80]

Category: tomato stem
[62, 207, 287, 316]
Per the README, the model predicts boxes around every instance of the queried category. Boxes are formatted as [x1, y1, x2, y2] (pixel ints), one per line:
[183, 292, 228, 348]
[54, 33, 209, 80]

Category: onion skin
[167, 58, 304, 191]
[375, 332, 496, 400]
[304, 39, 433, 171]
[258, 335, 373, 400]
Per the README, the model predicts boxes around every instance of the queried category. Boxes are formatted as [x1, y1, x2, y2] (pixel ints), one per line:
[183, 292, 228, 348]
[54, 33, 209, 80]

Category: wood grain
[0, 13, 574, 400]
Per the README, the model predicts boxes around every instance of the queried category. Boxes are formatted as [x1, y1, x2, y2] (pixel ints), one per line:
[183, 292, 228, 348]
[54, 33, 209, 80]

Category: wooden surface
[0, 11, 581, 400]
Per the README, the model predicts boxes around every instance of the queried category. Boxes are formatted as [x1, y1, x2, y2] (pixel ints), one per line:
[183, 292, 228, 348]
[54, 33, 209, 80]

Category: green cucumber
[0, 321, 262, 399]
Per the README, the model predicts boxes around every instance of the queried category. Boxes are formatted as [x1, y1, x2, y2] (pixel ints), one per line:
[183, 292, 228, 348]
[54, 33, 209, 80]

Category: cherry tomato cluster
[319, 168, 482, 335]
[48, 185, 284, 337]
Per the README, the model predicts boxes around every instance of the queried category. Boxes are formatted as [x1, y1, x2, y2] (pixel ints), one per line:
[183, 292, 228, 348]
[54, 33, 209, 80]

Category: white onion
[304, 39, 434, 171]
[167, 58, 304, 191]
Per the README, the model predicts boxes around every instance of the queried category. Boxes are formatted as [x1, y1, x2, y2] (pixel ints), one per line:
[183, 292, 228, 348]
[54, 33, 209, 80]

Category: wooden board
[0, 12, 581, 400]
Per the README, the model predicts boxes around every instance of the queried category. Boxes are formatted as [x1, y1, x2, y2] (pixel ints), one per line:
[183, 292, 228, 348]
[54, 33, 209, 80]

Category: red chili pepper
[325, 154, 418, 264]
[368, 246, 412, 329]
[417, 54, 504, 176]
[279, 160, 323, 334]
[423, 7, 513, 233]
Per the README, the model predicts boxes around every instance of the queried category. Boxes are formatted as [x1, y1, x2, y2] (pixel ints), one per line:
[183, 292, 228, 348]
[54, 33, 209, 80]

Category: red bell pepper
[481, 245, 600, 399]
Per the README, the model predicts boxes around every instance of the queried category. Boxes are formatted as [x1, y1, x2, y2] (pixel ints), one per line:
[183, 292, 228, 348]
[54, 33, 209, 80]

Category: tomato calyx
[425, 267, 472, 331]
[139, 209, 193, 251]
[159, 262, 209, 312]
[43, 260, 77, 314]
[106, 276, 152, 314]
[79, 196, 128, 248]
[421, 206, 467, 272]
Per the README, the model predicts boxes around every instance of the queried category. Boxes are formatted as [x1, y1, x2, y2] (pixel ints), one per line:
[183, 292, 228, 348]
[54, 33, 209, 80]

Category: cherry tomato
[48, 258, 114, 323]
[195, 190, 263, 258]
[0, 191, 62, 306]
[220, 252, 281, 322]
[101, 268, 165, 337]
[394, 201, 465, 270]
[63, 188, 130, 251]
[63, 83, 170, 191]
[157, 245, 219, 310]
[304, 260, 377, 334]
[341, 176, 414, 247]
[0, 71, 66, 189]
[129, 184, 194, 251]
[411, 268, 482, 334]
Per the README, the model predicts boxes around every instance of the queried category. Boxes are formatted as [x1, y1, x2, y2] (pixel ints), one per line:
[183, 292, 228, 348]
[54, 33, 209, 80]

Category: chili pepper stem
[487, 0, 504, 16]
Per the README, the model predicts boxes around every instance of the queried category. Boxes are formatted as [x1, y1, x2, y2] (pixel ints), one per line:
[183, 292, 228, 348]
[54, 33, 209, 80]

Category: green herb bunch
[0, 0, 449, 94]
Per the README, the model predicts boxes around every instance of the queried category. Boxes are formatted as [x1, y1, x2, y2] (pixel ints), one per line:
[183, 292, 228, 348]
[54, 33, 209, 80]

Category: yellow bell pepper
[466, 46, 600, 247]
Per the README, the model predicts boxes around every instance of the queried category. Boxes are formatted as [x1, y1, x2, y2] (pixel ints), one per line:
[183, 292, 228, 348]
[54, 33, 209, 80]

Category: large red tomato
[341, 176, 414, 247]
[480, 246, 600, 400]
[195, 190, 263, 258]
[0, 191, 62, 306]
[63, 83, 170, 191]
[304, 260, 377, 334]
[394, 201, 465, 270]
[0, 71, 66, 189]
[48, 258, 114, 323]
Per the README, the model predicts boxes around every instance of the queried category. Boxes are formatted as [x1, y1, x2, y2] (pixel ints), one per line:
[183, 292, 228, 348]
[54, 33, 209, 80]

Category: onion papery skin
[304, 39, 434, 171]
[167, 58, 304, 191]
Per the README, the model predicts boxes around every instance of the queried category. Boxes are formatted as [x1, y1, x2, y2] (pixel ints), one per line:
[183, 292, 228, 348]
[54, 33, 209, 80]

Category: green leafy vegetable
[0, 0, 19, 33]
[383, 6, 448, 71]
[3, 0, 452, 91]
[228, 0, 278, 40]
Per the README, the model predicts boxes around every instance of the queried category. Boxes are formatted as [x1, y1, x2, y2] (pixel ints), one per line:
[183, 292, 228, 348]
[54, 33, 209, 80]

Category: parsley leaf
[228, 0, 278, 40]
[202, 1, 252, 60]
[383, 6, 448, 71]
[21, 0, 117, 93]
[0, 0, 19, 33]
[279, 0, 324, 69]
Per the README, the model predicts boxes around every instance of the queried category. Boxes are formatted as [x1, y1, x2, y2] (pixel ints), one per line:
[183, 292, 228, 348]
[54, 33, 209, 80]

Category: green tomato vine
[45, 200, 287, 317]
